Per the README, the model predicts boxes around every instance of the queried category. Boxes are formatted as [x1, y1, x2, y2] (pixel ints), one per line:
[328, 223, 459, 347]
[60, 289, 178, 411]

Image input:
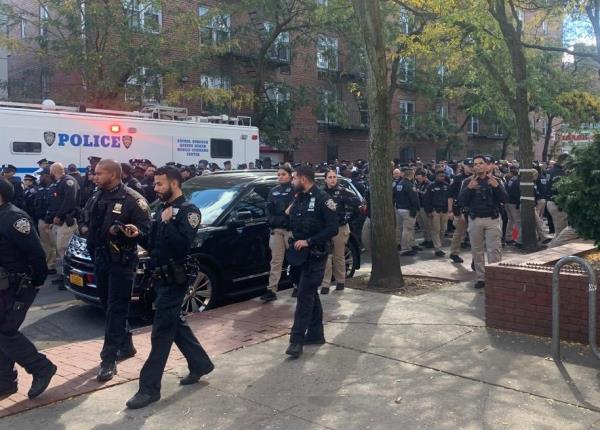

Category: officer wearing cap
[319, 168, 361, 294]
[23, 174, 38, 220]
[120, 163, 144, 194]
[394, 168, 420, 256]
[124, 165, 214, 409]
[34, 169, 56, 273]
[458, 155, 508, 289]
[142, 165, 157, 203]
[505, 166, 521, 246]
[45, 163, 80, 288]
[285, 165, 338, 359]
[1, 165, 25, 209]
[261, 163, 294, 302]
[82, 160, 151, 383]
[0, 176, 57, 400]
[448, 160, 473, 263]
[424, 170, 453, 257]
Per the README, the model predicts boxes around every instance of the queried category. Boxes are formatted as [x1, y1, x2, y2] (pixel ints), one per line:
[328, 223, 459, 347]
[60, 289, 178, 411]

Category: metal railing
[552, 256, 599, 360]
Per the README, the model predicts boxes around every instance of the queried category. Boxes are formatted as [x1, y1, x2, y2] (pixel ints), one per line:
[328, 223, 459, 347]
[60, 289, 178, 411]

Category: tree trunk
[500, 131, 511, 159]
[541, 114, 554, 162]
[491, 0, 537, 251]
[351, 0, 403, 288]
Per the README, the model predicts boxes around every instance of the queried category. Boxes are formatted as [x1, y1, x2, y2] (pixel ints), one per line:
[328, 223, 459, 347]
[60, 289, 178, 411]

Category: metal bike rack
[552, 256, 599, 360]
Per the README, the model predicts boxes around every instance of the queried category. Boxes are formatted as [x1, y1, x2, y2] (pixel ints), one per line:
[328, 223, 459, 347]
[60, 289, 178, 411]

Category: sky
[563, 14, 595, 63]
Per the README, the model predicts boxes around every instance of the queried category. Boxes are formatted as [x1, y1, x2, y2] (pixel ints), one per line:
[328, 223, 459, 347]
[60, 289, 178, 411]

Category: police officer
[448, 160, 473, 263]
[394, 168, 420, 256]
[0, 176, 57, 400]
[121, 163, 145, 195]
[46, 163, 80, 288]
[125, 166, 213, 409]
[505, 166, 521, 246]
[285, 165, 338, 359]
[261, 164, 294, 302]
[142, 164, 158, 203]
[1, 165, 25, 209]
[546, 153, 569, 236]
[459, 155, 508, 289]
[34, 169, 56, 273]
[320, 168, 361, 294]
[424, 170, 454, 257]
[23, 174, 38, 220]
[83, 160, 151, 382]
[415, 169, 433, 249]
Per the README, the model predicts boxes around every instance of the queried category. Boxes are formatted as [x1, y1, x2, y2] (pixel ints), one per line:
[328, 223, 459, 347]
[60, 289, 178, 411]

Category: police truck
[0, 100, 260, 173]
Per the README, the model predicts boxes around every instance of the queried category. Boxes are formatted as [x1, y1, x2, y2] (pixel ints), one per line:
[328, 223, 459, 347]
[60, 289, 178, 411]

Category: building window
[39, 5, 49, 37]
[541, 20, 548, 36]
[398, 57, 415, 83]
[317, 90, 337, 123]
[399, 7, 412, 35]
[400, 100, 416, 129]
[265, 84, 290, 115]
[317, 35, 338, 71]
[435, 103, 448, 123]
[124, 1, 162, 33]
[437, 64, 446, 83]
[467, 116, 480, 135]
[126, 67, 163, 104]
[316, 0, 328, 6]
[494, 124, 504, 137]
[517, 9, 524, 24]
[200, 75, 231, 90]
[541, 119, 548, 136]
[264, 22, 291, 63]
[199, 6, 231, 45]
[20, 17, 26, 39]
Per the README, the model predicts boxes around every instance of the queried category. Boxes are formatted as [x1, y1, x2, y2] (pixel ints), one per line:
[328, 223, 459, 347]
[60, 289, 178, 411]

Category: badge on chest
[112, 203, 123, 214]
[308, 197, 316, 212]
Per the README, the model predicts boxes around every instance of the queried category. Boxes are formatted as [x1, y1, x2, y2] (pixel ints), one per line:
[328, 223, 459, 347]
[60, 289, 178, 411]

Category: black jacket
[85, 184, 151, 263]
[289, 185, 338, 247]
[0, 203, 47, 286]
[323, 184, 361, 226]
[424, 180, 452, 213]
[141, 195, 201, 267]
[46, 174, 80, 222]
[393, 178, 420, 215]
[459, 176, 509, 219]
[266, 182, 294, 229]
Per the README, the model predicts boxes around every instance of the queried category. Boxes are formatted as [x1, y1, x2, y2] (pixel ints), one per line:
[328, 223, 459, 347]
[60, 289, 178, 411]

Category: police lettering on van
[44, 132, 134, 149]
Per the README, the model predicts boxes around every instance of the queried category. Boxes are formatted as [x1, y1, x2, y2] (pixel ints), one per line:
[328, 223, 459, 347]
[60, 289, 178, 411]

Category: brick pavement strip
[0, 298, 298, 419]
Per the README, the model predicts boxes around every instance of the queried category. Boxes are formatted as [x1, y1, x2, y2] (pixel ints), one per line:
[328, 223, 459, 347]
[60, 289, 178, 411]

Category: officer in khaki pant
[45, 163, 80, 288]
[261, 164, 294, 302]
[458, 155, 508, 289]
[424, 170, 453, 257]
[320, 169, 361, 294]
[448, 160, 472, 263]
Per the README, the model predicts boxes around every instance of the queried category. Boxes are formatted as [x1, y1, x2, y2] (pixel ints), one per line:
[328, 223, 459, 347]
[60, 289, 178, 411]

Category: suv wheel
[345, 242, 359, 279]
[181, 260, 218, 314]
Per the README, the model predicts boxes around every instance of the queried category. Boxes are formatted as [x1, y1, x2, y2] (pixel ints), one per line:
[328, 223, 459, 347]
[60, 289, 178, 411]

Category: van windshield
[185, 186, 241, 225]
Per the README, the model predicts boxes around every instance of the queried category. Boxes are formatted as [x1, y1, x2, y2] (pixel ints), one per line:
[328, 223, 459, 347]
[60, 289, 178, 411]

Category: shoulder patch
[136, 198, 149, 211]
[187, 211, 201, 228]
[66, 179, 75, 187]
[325, 199, 337, 211]
[13, 218, 31, 234]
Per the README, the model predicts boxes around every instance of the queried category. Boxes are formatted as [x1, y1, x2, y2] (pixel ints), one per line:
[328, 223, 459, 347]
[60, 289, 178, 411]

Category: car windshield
[185, 186, 241, 225]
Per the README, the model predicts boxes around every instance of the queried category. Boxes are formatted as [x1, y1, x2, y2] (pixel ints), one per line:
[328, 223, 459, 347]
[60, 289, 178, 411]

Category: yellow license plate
[69, 273, 84, 287]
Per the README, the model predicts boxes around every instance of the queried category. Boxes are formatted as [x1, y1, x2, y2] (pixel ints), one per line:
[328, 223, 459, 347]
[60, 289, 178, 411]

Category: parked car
[63, 170, 366, 319]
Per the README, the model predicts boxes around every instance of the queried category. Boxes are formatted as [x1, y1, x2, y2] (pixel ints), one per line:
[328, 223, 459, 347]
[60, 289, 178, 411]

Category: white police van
[0, 100, 260, 173]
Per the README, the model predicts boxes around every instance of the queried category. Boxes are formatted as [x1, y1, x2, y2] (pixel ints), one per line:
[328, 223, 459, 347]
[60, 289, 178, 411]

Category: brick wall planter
[486, 242, 599, 344]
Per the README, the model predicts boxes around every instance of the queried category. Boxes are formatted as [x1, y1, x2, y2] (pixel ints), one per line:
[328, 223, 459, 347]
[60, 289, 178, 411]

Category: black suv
[63, 171, 366, 318]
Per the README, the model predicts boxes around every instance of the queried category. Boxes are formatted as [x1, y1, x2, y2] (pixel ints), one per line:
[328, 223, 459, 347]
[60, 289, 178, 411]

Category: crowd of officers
[0, 152, 572, 409]
[390, 153, 572, 288]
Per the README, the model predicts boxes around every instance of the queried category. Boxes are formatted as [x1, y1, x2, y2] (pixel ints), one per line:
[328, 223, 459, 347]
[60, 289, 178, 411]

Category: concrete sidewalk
[4, 282, 600, 429]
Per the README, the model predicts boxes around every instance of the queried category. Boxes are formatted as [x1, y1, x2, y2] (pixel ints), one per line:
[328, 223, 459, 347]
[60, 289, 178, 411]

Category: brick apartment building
[1, 1, 558, 163]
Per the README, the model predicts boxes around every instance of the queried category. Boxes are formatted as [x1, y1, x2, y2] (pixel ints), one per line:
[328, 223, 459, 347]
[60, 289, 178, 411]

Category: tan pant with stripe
[39, 220, 57, 270]
[468, 216, 502, 282]
[321, 223, 350, 287]
[430, 212, 448, 251]
[267, 228, 292, 293]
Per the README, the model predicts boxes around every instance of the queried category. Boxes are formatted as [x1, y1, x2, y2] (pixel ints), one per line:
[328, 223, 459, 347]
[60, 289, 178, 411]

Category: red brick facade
[4, 0, 513, 163]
